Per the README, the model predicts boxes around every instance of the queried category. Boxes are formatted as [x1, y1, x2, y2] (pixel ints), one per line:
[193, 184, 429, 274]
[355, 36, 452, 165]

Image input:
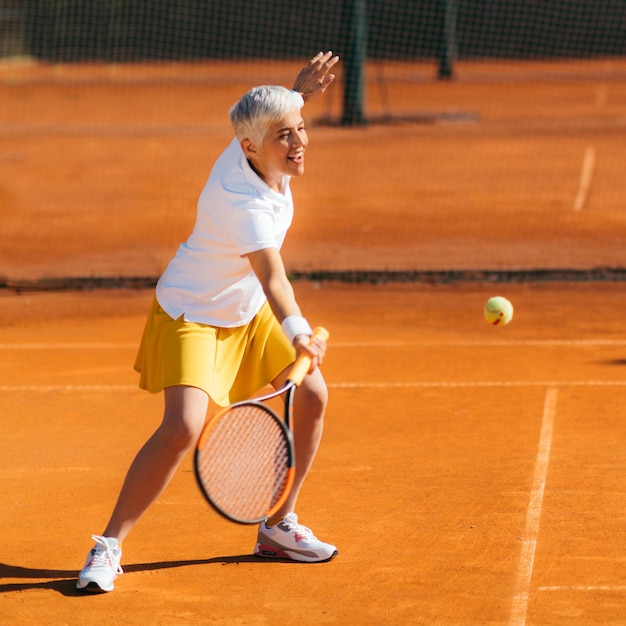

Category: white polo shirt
[156, 138, 293, 327]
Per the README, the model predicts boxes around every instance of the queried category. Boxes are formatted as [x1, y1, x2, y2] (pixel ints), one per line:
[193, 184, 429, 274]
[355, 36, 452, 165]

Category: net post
[438, 0, 457, 80]
[341, 0, 367, 126]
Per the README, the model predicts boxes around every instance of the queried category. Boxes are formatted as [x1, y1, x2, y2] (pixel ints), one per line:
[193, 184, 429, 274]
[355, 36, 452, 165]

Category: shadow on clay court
[599, 359, 626, 367]
[0, 554, 314, 596]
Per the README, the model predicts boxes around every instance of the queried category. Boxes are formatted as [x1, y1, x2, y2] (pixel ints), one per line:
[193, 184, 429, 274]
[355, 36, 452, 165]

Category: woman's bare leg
[102, 385, 209, 542]
[267, 368, 328, 522]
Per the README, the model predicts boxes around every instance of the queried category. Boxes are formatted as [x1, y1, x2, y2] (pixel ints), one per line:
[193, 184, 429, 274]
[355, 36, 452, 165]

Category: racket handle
[287, 326, 330, 386]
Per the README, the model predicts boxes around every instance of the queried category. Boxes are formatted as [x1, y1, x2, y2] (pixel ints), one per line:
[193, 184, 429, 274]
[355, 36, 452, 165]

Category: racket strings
[196, 404, 292, 521]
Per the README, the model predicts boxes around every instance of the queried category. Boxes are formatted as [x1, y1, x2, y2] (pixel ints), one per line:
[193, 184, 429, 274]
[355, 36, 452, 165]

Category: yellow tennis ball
[484, 296, 514, 326]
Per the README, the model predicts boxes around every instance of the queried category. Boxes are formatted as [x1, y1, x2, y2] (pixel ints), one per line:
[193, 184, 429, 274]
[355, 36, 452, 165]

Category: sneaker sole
[76, 579, 115, 593]
[254, 543, 338, 563]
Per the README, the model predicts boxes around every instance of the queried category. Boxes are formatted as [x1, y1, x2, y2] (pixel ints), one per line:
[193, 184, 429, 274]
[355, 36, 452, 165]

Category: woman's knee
[297, 370, 328, 416]
[161, 386, 209, 449]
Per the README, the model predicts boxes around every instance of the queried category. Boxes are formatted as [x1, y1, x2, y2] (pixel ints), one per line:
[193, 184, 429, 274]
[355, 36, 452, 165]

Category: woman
[77, 51, 340, 593]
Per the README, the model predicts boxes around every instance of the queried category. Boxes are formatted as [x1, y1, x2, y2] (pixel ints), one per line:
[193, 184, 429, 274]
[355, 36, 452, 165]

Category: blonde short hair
[229, 85, 303, 147]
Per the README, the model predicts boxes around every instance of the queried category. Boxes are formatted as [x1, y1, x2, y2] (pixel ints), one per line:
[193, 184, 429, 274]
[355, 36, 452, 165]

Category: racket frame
[194, 327, 328, 525]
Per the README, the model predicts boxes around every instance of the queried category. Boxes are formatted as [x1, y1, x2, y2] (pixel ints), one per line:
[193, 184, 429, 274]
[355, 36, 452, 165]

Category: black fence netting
[1, 1, 625, 289]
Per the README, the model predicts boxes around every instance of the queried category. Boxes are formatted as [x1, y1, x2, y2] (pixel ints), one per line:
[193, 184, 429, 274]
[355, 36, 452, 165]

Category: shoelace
[280, 514, 316, 540]
[89, 535, 123, 574]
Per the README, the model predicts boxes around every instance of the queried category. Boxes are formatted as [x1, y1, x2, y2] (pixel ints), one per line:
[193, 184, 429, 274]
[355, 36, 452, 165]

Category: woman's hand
[292, 51, 340, 102]
[293, 332, 327, 373]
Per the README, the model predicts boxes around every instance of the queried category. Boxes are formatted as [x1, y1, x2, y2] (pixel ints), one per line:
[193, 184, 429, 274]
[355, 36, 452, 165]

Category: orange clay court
[0, 59, 625, 624]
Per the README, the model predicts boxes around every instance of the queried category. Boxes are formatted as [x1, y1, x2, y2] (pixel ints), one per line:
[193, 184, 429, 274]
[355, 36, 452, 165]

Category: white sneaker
[76, 535, 123, 593]
[254, 513, 338, 562]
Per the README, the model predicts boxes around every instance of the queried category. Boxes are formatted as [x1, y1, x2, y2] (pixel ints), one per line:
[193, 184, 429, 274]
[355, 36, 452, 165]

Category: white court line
[0, 343, 138, 349]
[0, 384, 138, 392]
[509, 387, 557, 626]
[538, 585, 626, 592]
[2, 339, 626, 349]
[330, 381, 626, 388]
[0, 467, 90, 476]
[573, 145, 596, 211]
[2, 381, 626, 393]
[333, 339, 626, 348]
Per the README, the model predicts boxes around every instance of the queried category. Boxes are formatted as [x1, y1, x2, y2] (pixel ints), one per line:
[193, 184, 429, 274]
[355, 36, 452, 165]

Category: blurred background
[1, 1, 625, 288]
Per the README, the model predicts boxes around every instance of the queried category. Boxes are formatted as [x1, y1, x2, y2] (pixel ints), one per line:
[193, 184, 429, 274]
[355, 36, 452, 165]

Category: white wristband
[281, 315, 313, 344]
[290, 90, 305, 108]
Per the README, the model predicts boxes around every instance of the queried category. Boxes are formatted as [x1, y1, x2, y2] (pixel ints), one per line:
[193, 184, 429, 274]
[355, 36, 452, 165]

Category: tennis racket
[194, 327, 329, 525]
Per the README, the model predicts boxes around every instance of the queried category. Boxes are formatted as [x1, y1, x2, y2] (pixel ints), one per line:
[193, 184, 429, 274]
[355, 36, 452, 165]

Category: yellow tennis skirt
[134, 298, 295, 407]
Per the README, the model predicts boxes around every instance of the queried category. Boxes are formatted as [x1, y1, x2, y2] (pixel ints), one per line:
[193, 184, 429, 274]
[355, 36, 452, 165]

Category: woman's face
[246, 108, 308, 192]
